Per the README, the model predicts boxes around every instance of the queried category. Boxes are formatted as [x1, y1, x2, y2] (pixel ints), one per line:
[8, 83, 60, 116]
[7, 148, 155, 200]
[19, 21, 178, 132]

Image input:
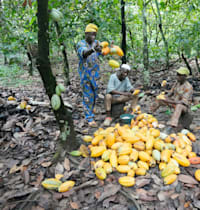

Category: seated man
[103, 64, 138, 126]
[151, 67, 193, 133]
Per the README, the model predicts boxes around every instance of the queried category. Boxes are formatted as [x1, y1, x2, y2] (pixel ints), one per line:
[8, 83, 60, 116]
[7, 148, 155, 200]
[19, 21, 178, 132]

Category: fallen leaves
[178, 174, 198, 185]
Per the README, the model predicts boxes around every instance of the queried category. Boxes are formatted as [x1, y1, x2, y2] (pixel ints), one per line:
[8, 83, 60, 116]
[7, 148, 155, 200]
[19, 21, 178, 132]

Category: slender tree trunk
[36, 0, 79, 155]
[195, 56, 200, 73]
[142, 0, 150, 88]
[128, 28, 134, 50]
[195, 56, 200, 72]
[54, 21, 70, 85]
[121, 0, 126, 64]
[181, 53, 192, 75]
[155, 0, 169, 69]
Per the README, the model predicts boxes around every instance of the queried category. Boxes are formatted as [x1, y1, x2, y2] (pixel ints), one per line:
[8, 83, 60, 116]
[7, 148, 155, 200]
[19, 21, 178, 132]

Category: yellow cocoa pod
[161, 80, 167, 87]
[137, 160, 149, 170]
[161, 149, 172, 163]
[148, 157, 156, 167]
[113, 45, 124, 57]
[111, 142, 123, 150]
[102, 46, 110, 55]
[188, 152, 197, 158]
[8, 96, 16, 101]
[116, 165, 131, 173]
[92, 135, 104, 145]
[159, 162, 167, 171]
[164, 174, 177, 185]
[58, 181, 75, 192]
[146, 136, 154, 150]
[110, 150, 118, 168]
[95, 167, 107, 180]
[106, 133, 115, 148]
[26, 105, 31, 110]
[100, 41, 109, 48]
[118, 176, 135, 187]
[101, 150, 111, 161]
[133, 89, 140, 95]
[195, 169, 200, 181]
[127, 169, 135, 177]
[90, 146, 106, 157]
[135, 168, 146, 176]
[128, 161, 138, 170]
[83, 135, 93, 142]
[103, 163, 113, 174]
[129, 149, 139, 162]
[172, 153, 190, 167]
[174, 167, 180, 175]
[118, 145, 132, 156]
[187, 132, 196, 142]
[108, 59, 120, 68]
[20, 101, 27, 109]
[154, 140, 165, 151]
[138, 151, 151, 162]
[94, 160, 105, 170]
[134, 141, 145, 151]
[55, 174, 64, 180]
[118, 155, 130, 165]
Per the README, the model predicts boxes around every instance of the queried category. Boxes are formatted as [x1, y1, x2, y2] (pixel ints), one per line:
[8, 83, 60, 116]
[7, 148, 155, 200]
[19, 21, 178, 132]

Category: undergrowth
[0, 64, 34, 87]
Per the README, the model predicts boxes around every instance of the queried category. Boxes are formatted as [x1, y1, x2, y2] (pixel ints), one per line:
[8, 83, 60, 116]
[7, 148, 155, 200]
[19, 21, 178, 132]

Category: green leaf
[165, 109, 172, 115]
[138, 92, 145, 98]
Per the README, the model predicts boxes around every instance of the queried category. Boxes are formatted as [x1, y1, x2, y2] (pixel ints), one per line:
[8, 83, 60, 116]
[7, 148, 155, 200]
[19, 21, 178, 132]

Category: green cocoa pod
[51, 94, 61, 110]
[69, 150, 82, 157]
[50, 8, 63, 22]
[56, 86, 61, 96]
[58, 84, 65, 92]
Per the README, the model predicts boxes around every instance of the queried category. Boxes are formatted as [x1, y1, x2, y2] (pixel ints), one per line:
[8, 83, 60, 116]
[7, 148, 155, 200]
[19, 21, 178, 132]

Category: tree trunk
[54, 21, 70, 85]
[155, 0, 169, 69]
[142, 0, 150, 88]
[121, 0, 126, 64]
[36, 0, 79, 155]
[195, 56, 200, 73]
[181, 53, 192, 75]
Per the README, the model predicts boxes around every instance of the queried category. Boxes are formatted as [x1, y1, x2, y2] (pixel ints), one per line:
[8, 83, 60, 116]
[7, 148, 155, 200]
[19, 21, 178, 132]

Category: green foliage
[0, 64, 33, 87]
[0, 0, 200, 74]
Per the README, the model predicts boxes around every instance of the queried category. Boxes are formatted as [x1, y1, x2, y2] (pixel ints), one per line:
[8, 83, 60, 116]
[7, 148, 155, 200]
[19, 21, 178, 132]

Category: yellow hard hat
[85, 23, 98, 33]
[176, 67, 189, 76]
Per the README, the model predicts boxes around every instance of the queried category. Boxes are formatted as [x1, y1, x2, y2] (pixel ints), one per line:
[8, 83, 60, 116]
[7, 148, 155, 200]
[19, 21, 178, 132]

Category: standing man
[77, 24, 102, 127]
[103, 64, 138, 126]
[150, 67, 193, 133]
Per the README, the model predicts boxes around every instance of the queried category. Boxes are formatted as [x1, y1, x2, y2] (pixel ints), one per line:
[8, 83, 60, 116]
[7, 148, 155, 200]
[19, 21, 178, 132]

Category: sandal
[88, 121, 98, 128]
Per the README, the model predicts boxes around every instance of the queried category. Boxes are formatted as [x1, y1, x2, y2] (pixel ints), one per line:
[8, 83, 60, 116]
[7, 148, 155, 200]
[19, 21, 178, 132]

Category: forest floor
[0, 54, 200, 210]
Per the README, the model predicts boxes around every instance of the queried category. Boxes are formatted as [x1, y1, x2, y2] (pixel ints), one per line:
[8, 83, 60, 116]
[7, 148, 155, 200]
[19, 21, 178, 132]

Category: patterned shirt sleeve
[77, 40, 87, 58]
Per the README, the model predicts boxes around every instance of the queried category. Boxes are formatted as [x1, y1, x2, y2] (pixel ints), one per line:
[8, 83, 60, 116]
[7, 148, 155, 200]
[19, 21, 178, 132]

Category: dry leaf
[135, 178, 151, 188]
[63, 158, 70, 171]
[178, 174, 198, 185]
[79, 144, 89, 157]
[55, 162, 64, 174]
[95, 191, 101, 199]
[41, 161, 52, 167]
[9, 165, 23, 174]
[98, 184, 121, 202]
[31, 171, 44, 187]
[70, 202, 79, 209]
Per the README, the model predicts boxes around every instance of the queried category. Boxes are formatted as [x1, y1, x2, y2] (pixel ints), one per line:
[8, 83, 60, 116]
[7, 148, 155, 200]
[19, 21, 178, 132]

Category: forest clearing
[1, 0, 200, 210]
